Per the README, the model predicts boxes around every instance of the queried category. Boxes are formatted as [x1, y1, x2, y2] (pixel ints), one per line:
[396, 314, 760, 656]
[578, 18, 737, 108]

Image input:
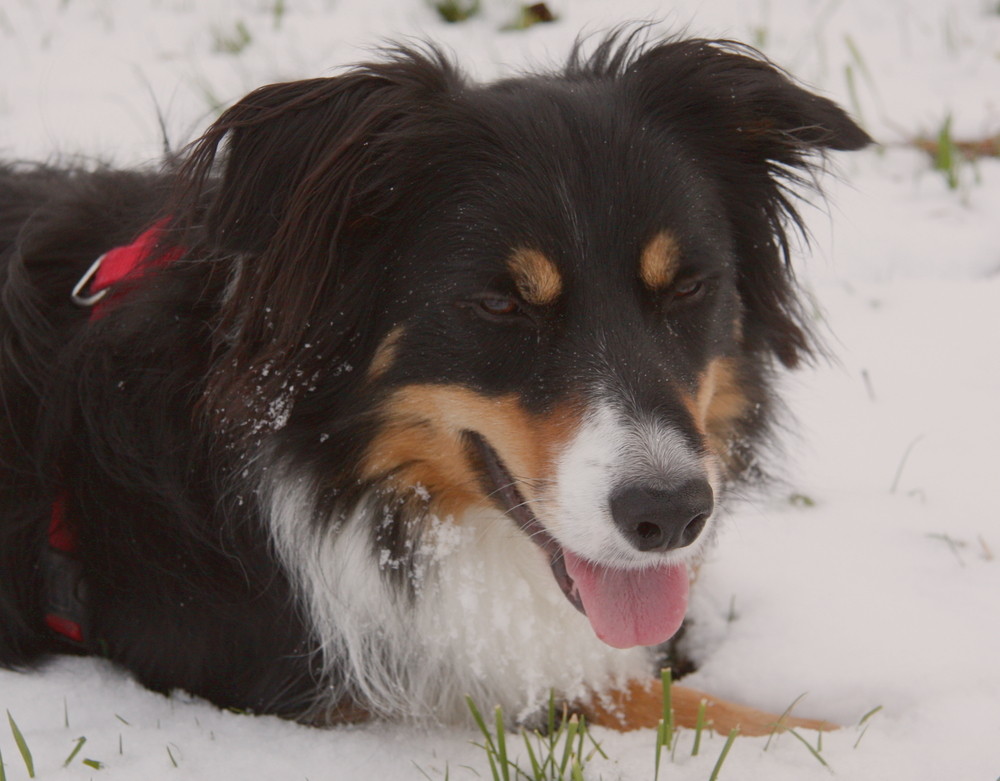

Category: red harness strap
[45, 220, 184, 647]
[84, 219, 185, 318]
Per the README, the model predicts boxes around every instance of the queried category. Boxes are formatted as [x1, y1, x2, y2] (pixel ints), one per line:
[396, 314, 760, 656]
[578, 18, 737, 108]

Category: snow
[2, 0, 999, 778]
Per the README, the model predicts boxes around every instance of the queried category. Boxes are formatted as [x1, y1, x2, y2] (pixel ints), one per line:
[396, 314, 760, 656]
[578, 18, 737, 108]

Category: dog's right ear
[188, 74, 384, 254]
[180, 51, 456, 255]
[172, 48, 461, 419]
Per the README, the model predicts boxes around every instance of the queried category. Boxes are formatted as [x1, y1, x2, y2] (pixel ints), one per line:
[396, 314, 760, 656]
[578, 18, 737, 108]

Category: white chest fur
[268, 479, 651, 724]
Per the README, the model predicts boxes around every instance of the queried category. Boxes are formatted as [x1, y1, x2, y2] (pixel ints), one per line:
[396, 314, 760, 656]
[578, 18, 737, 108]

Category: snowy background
[1, 0, 998, 779]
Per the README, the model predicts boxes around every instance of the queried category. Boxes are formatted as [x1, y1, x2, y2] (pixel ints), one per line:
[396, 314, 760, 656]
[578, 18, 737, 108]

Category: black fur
[0, 33, 869, 720]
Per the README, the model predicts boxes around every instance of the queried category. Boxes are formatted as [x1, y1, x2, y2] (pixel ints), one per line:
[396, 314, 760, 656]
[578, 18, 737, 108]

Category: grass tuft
[910, 117, 1000, 191]
[462, 686, 837, 780]
[466, 694, 605, 780]
[504, 3, 557, 31]
[934, 114, 960, 190]
[789, 493, 816, 508]
[271, 0, 286, 30]
[433, 0, 481, 23]
[212, 20, 253, 55]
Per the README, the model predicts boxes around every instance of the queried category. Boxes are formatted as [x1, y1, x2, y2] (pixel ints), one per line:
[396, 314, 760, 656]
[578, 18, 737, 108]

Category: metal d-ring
[70, 254, 109, 307]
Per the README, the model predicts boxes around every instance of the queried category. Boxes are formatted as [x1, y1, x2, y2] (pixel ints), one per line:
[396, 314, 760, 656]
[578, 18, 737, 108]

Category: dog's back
[0, 165, 165, 663]
[0, 166, 325, 715]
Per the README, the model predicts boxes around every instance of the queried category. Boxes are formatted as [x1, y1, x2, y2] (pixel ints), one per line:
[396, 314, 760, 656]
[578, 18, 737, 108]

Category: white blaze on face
[533, 399, 719, 648]
[540, 400, 712, 568]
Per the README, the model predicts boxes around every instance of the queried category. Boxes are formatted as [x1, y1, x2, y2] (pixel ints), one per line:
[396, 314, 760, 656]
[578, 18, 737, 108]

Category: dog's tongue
[562, 550, 689, 649]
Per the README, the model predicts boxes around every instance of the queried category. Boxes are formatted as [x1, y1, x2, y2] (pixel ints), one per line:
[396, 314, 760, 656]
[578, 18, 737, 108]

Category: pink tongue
[562, 550, 689, 649]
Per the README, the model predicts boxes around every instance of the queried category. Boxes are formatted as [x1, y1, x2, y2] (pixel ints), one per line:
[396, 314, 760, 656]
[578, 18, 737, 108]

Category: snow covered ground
[1, 0, 998, 779]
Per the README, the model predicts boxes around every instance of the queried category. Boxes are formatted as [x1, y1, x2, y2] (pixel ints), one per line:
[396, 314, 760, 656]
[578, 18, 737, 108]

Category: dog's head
[180, 33, 869, 649]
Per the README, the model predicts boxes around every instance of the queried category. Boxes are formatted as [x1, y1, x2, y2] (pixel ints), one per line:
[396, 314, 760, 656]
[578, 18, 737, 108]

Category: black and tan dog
[0, 31, 868, 733]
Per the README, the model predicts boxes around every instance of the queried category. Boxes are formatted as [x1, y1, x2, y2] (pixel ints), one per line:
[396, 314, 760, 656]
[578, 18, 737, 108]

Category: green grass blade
[6, 711, 34, 778]
[660, 668, 674, 750]
[466, 697, 498, 756]
[585, 728, 608, 761]
[654, 720, 666, 781]
[545, 692, 558, 773]
[558, 717, 580, 777]
[692, 698, 707, 756]
[522, 731, 542, 777]
[764, 692, 808, 751]
[787, 728, 832, 771]
[857, 704, 883, 727]
[575, 714, 588, 767]
[1, 742, 7, 781]
[82, 758, 104, 769]
[411, 760, 436, 781]
[492, 707, 510, 781]
[64, 736, 87, 767]
[934, 116, 960, 190]
[485, 752, 500, 781]
[854, 704, 883, 749]
[708, 729, 740, 781]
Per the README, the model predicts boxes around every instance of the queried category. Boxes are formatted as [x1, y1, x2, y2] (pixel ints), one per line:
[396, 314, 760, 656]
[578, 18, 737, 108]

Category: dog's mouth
[466, 432, 689, 649]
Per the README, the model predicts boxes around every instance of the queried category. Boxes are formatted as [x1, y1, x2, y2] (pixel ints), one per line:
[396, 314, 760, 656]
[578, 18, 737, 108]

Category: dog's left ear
[625, 38, 871, 158]
[622, 38, 871, 368]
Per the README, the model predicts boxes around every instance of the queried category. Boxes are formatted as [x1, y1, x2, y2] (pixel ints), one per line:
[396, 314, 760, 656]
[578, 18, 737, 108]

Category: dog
[0, 31, 869, 735]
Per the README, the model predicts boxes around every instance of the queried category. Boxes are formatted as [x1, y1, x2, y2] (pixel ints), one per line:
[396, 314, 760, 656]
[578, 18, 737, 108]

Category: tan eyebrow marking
[368, 325, 404, 379]
[640, 231, 681, 290]
[507, 249, 563, 306]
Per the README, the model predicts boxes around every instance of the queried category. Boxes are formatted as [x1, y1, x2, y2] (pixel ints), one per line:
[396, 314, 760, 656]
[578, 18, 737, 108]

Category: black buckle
[41, 545, 89, 649]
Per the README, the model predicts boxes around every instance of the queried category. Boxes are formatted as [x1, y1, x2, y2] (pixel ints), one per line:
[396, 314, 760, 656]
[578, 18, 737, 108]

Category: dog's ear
[183, 50, 458, 255]
[175, 48, 459, 409]
[190, 74, 390, 255]
[624, 38, 871, 158]
[620, 38, 872, 367]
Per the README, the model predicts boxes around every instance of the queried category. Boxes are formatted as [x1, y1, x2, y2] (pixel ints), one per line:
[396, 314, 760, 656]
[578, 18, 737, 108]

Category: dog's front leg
[580, 680, 835, 736]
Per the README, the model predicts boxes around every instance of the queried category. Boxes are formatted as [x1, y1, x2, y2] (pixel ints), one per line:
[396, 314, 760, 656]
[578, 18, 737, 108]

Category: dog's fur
[0, 33, 869, 731]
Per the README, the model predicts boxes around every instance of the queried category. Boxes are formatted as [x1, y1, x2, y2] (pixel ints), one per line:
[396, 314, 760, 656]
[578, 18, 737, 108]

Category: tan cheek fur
[683, 356, 750, 470]
[361, 385, 581, 519]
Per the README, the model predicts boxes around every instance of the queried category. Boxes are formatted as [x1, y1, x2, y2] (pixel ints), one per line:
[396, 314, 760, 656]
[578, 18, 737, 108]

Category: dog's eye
[671, 278, 705, 301]
[477, 296, 520, 317]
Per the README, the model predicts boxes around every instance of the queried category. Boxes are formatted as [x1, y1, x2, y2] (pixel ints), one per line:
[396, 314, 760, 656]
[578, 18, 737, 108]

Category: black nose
[609, 479, 713, 553]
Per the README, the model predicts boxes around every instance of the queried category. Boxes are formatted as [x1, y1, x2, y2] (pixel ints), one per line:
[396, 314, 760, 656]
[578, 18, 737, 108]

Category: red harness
[45, 221, 183, 646]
